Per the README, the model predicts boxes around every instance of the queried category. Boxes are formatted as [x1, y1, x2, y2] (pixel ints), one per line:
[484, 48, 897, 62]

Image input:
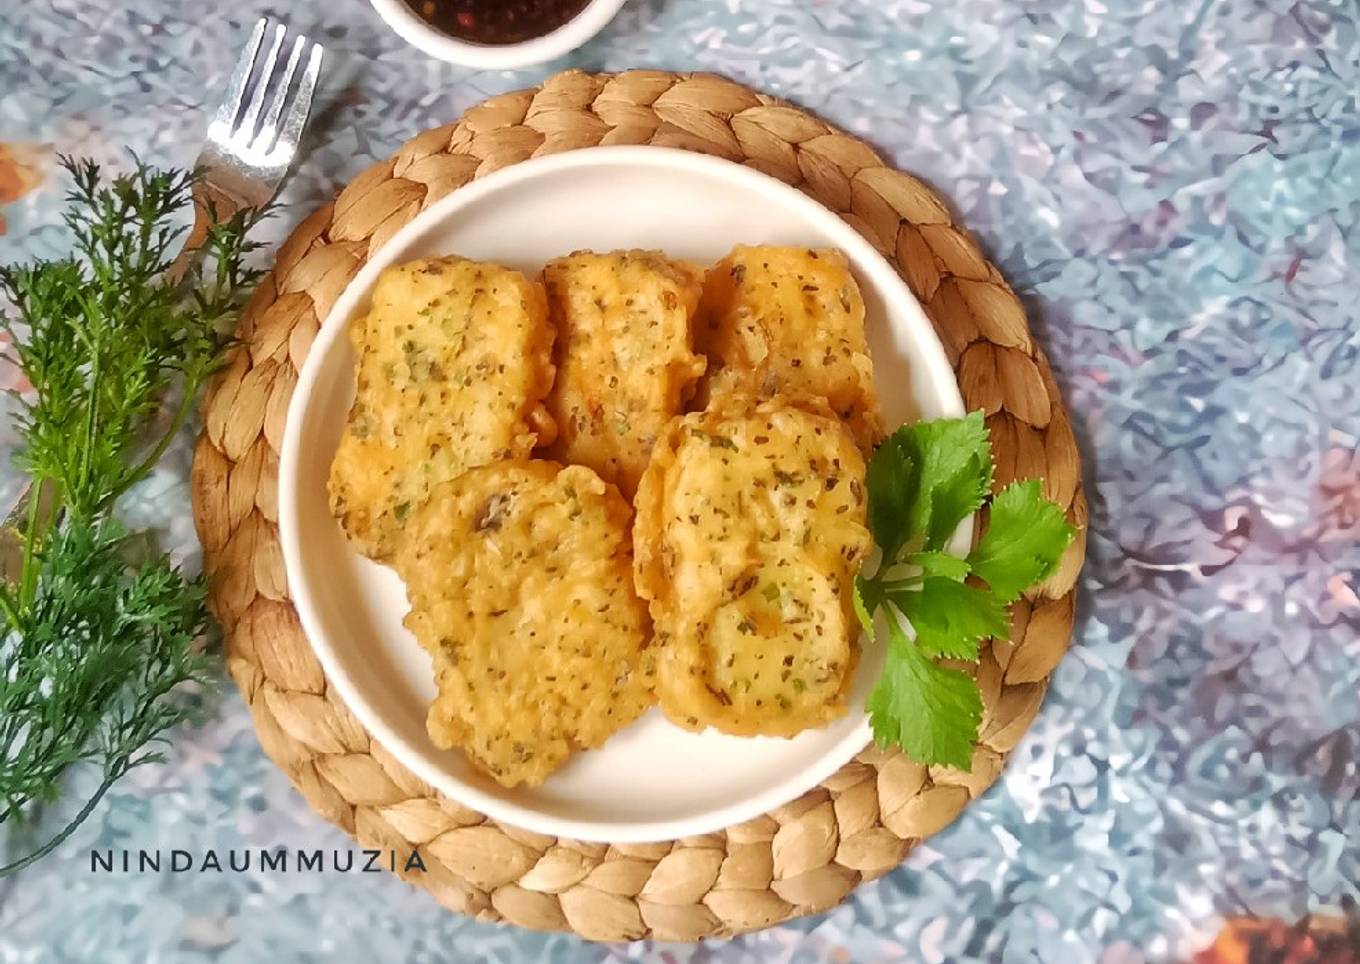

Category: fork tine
[213, 17, 265, 131]
[236, 21, 287, 143]
[273, 41, 324, 160]
[252, 34, 307, 154]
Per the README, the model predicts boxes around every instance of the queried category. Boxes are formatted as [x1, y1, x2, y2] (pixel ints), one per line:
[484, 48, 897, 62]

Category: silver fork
[171, 17, 325, 273]
[1, 18, 324, 578]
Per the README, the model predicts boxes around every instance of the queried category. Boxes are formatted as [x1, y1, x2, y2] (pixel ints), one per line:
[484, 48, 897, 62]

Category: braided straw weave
[190, 69, 1086, 941]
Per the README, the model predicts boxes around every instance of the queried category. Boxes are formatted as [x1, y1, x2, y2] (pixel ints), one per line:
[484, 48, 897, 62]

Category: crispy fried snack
[328, 257, 556, 559]
[695, 245, 883, 450]
[393, 460, 654, 787]
[633, 396, 872, 737]
[542, 250, 706, 498]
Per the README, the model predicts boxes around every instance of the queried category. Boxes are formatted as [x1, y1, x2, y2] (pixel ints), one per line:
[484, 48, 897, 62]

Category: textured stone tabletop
[0, 1, 1357, 961]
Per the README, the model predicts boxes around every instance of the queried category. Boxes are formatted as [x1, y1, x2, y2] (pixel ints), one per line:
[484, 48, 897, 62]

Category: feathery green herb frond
[0, 156, 266, 521]
[0, 156, 265, 876]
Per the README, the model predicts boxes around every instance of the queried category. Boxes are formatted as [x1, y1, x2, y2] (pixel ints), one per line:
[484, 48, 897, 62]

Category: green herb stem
[0, 771, 120, 877]
[105, 383, 199, 511]
[18, 481, 44, 610]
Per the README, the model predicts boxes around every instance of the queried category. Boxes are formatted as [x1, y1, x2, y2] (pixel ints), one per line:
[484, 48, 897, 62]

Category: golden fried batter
[694, 245, 883, 450]
[393, 460, 654, 787]
[633, 396, 872, 737]
[328, 257, 556, 559]
[542, 250, 706, 498]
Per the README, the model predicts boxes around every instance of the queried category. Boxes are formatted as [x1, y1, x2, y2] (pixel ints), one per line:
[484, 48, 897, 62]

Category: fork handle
[167, 179, 243, 283]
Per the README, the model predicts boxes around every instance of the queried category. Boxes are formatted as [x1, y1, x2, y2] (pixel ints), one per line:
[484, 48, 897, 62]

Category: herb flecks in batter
[634, 396, 871, 738]
[328, 257, 554, 559]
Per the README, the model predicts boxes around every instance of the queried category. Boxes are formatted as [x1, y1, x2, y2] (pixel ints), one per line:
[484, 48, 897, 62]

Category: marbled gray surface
[0, 0, 1357, 961]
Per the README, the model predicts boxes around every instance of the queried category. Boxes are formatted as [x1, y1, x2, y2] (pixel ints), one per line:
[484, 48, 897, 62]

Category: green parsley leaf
[852, 575, 876, 634]
[967, 479, 1075, 602]
[907, 550, 971, 581]
[888, 578, 1010, 661]
[865, 430, 919, 563]
[864, 411, 991, 562]
[867, 617, 981, 771]
[904, 411, 992, 551]
[859, 413, 1075, 771]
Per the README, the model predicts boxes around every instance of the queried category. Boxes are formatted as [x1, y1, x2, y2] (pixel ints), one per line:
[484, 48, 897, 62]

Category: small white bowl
[280, 147, 965, 842]
[368, 0, 628, 69]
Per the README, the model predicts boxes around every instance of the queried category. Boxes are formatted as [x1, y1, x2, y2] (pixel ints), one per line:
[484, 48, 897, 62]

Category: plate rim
[278, 145, 966, 842]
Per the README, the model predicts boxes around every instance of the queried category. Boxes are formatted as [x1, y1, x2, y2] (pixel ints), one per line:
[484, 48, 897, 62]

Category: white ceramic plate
[279, 147, 965, 843]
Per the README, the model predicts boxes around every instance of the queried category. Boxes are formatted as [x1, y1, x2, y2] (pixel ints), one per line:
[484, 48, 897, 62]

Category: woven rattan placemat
[189, 69, 1087, 941]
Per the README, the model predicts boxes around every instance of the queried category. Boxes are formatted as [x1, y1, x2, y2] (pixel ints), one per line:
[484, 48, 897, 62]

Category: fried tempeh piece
[392, 460, 654, 788]
[633, 395, 872, 738]
[542, 249, 706, 498]
[695, 245, 883, 450]
[328, 256, 556, 559]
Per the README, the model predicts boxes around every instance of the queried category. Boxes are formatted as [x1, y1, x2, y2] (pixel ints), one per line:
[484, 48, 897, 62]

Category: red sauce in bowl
[408, 0, 594, 45]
